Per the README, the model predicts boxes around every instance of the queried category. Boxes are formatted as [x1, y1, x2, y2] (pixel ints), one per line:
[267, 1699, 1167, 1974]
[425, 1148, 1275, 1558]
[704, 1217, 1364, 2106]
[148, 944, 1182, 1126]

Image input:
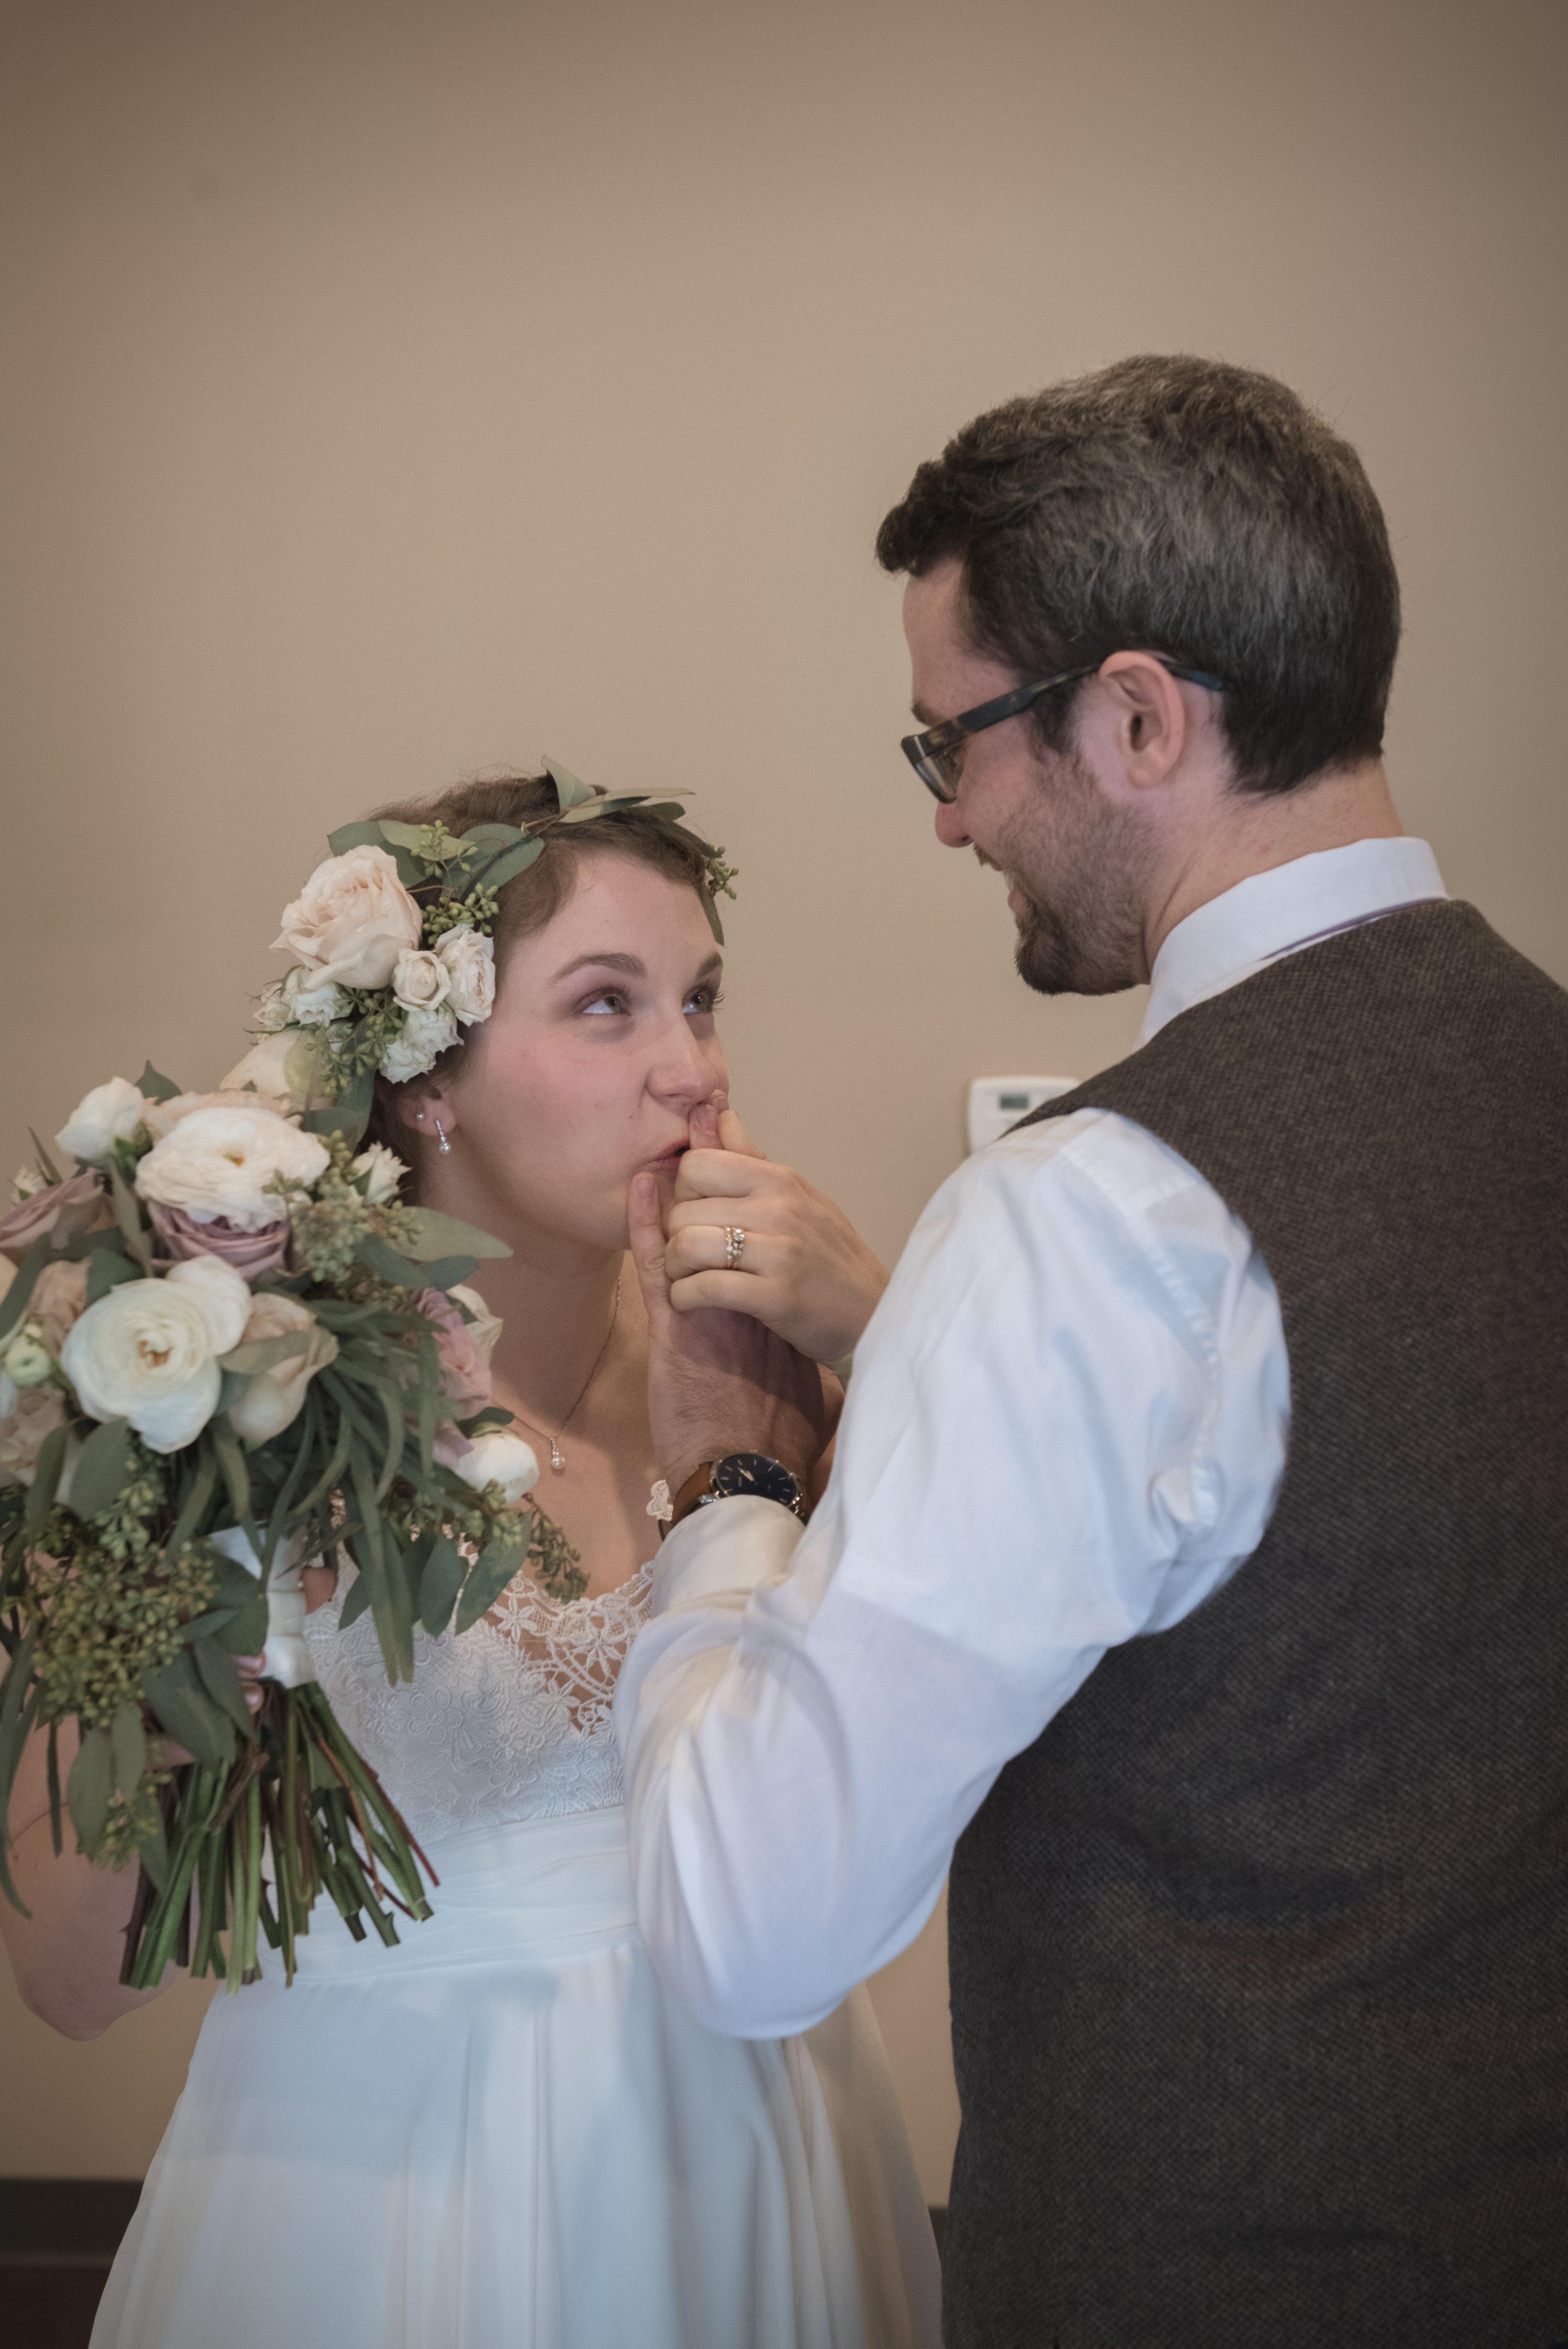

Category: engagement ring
[724, 1226, 747, 1269]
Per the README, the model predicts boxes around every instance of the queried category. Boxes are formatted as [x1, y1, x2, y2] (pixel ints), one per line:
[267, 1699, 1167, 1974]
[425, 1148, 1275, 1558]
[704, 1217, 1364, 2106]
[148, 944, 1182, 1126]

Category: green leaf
[468, 838, 543, 891]
[697, 881, 724, 946]
[68, 1417, 133, 1520]
[378, 819, 468, 862]
[24, 1421, 72, 1539]
[137, 1814, 171, 1894]
[417, 1537, 464, 1638]
[110, 1697, 146, 1795]
[135, 1062, 182, 1104]
[169, 1438, 220, 1558]
[455, 1527, 530, 1635]
[86, 1248, 141, 1308]
[28, 1130, 64, 1186]
[191, 1638, 257, 1741]
[543, 758, 598, 810]
[352, 1232, 427, 1288]
[0, 1235, 51, 1346]
[456, 822, 529, 847]
[218, 1330, 314, 1377]
[400, 1208, 513, 1264]
[0, 1625, 39, 1911]
[210, 1418, 251, 1527]
[326, 819, 390, 856]
[142, 1652, 236, 1773]
[107, 1159, 153, 1274]
[339, 1568, 376, 1629]
[458, 1405, 515, 1436]
[302, 1064, 374, 1146]
[66, 1727, 114, 1856]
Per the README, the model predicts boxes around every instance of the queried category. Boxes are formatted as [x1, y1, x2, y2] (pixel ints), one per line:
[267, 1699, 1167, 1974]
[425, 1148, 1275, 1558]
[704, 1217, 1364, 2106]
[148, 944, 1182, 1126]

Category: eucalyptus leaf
[456, 822, 529, 848]
[458, 1405, 515, 1436]
[107, 1160, 153, 1274]
[417, 1537, 464, 1638]
[110, 1697, 146, 1796]
[326, 820, 390, 856]
[191, 1638, 257, 1740]
[142, 1653, 235, 1774]
[543, 758, 597, 810]
[353, 1232, 426, 1288]
[455, 1532, 530, 1636]
[0, 1236, 50, 1347]
[210, 1418, 251, 1526]
[137, 1815, 171, 1895]
[169, 1438, 220, 1558]
[66, 1726, 114, 1856]
[28, 1130, 65, 1186]
[339, 1568, 376, 1629]
[86, 1249, 142, 1308]
[303, 1064, 373, 1146]
[378, 819, 467, 861]
[218, 1330, 314, 1377]
[24, 1420, 72, 1539]
[469, 839, 544, 891]
[0, 1626, 39, 1910]
[68, 1416, 133, 1520]
[400, 1207, 513, 1263]
[135, 1062, 182, 1104]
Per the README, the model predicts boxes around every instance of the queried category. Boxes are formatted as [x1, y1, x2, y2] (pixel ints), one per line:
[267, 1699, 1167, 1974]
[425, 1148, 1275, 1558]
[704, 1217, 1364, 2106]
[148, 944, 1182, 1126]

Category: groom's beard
[989, 746, 1153, 998]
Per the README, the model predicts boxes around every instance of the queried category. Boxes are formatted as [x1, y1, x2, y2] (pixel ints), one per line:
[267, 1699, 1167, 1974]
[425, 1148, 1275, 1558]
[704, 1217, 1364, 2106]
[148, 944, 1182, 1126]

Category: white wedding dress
[91, 1557, 943, 2348]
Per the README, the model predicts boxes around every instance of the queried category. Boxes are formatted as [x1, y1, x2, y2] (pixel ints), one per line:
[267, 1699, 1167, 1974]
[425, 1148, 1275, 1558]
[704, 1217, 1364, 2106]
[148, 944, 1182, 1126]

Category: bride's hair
[360, 773, 711, 1196]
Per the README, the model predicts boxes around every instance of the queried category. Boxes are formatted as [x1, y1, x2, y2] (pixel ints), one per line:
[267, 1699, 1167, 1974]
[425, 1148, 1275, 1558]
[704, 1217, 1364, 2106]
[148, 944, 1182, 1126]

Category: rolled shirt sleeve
[615, 1108, 1289, 2037]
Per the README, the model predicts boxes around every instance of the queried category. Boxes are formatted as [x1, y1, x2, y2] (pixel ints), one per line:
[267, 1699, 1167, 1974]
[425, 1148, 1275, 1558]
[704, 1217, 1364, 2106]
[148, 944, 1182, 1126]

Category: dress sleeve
[614, 1109, 1288, 2037]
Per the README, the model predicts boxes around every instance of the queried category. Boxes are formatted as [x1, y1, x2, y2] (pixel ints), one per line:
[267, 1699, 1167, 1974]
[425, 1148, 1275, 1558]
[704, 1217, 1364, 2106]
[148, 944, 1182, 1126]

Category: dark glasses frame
[900, 656, 1228, 802]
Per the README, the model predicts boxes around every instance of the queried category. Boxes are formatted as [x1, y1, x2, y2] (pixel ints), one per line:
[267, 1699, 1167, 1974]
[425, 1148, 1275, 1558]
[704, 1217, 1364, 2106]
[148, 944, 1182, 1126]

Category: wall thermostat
[967, 1075, 1078, 1155]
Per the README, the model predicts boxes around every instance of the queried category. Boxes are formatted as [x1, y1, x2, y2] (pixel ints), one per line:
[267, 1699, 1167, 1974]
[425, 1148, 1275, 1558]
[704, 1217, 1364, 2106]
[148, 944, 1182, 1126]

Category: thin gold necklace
[510, 1276, 622, 1474]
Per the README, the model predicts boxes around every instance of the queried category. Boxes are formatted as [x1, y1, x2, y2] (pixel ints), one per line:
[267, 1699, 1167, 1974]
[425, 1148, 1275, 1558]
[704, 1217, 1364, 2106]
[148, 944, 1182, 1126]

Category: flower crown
[247, 762, 737, 1147]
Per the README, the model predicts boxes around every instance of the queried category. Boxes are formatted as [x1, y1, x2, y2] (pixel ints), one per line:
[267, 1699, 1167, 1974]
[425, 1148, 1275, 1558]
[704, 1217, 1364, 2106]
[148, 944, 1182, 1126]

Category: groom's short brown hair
[875, 354, 1401, 797]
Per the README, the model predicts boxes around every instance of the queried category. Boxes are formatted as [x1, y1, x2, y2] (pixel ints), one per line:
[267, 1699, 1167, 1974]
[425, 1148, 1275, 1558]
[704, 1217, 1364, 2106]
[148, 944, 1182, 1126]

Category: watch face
[710, 1453, 804, 1513]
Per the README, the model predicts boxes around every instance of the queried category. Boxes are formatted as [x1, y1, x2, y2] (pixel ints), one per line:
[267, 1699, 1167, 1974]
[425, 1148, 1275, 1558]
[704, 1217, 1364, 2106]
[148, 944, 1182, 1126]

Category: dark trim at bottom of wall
[0, 2178, 950, 2269]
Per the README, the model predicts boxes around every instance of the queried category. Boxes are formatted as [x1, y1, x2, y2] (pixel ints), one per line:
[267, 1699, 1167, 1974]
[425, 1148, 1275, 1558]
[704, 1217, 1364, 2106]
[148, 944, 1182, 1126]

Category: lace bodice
[304, 1559, 654, 1849]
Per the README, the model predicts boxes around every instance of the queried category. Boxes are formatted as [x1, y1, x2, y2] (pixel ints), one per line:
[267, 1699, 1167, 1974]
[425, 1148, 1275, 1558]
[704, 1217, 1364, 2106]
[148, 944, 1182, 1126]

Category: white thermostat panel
[967, 1075, 1078, 1154]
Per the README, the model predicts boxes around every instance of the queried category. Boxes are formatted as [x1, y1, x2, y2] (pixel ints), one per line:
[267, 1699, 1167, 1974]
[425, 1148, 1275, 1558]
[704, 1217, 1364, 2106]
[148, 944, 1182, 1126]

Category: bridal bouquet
[0, 805, 631, 1992]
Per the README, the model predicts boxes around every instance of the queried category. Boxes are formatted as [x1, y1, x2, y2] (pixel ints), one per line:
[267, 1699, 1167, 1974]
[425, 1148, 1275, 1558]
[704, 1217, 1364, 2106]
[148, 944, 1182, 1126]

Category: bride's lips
[643, 1143, 689, 1171]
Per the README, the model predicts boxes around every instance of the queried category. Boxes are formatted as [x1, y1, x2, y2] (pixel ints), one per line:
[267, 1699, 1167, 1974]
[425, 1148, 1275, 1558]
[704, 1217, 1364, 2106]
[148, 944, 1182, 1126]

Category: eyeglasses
[900, 656, 1227, 803]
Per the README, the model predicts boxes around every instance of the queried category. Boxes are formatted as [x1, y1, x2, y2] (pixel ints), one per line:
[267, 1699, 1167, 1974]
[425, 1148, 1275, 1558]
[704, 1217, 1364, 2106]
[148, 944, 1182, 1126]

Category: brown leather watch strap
[663, 1461, 716, 1538]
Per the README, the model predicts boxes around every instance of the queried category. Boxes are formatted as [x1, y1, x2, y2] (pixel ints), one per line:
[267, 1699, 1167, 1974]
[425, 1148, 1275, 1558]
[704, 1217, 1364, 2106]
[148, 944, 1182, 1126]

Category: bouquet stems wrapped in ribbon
[0, 792, 635, 1990]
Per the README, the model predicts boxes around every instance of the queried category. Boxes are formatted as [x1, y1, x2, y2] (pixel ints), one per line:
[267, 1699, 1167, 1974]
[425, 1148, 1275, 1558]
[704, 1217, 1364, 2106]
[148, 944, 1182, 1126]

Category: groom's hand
[629, 1171, 829, 1496]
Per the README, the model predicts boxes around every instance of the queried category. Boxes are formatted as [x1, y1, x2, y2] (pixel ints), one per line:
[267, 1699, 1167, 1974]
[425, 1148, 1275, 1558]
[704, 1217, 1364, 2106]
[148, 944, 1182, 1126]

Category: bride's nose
[646, 1014, 721, 1111]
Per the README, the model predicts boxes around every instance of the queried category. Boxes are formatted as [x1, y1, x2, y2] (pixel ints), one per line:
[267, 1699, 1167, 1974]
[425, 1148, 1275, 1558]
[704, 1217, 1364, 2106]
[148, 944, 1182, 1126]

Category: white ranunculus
[273, 845, 422, 993]
[226, 1293, 339, 1444]
[434, 927, 495, 1026]
[446, 1283, 503, 1365]
[452, 1429, 540, 1507]
[135, 1106, 330, 1232]
[55, 1077, 150, 1166]
[351, 1142, 408, 1205]
[391, 947, 451, 1013]
[378, 1002, 459, 1085]
[60, 1256, 250, 1453]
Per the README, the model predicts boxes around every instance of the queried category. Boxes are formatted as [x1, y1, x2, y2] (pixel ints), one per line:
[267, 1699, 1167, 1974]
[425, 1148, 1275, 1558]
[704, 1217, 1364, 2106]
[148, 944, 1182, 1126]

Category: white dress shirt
[615, 839, 1449, 2039]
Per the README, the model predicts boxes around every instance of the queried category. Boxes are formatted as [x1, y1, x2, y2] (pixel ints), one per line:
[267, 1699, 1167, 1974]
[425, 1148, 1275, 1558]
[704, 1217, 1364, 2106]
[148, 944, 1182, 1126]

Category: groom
[618, 356, 1568, 2344]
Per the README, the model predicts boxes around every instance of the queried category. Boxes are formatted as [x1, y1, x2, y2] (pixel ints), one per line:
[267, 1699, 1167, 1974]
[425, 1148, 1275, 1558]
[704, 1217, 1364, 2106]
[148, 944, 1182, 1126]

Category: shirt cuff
[649, 1493, 805, 1617]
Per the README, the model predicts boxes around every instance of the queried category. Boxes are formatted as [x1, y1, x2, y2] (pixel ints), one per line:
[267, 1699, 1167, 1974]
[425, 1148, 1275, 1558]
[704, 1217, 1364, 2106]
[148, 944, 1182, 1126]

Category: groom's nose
[934, 798, 973, 850]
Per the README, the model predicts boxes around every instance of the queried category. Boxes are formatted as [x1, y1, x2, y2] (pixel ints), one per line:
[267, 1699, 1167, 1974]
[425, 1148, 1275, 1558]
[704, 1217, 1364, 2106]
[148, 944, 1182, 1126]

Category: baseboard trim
[0, 2180, 141, 2268]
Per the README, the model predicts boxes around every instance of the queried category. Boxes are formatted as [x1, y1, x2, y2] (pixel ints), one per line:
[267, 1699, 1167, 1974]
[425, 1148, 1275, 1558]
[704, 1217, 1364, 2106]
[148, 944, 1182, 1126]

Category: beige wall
[2, 0, 1562, 2206]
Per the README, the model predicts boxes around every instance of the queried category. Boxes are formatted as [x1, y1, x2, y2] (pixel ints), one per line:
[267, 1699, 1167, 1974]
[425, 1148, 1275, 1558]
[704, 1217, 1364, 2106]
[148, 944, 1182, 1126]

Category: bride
[4, 775, 941, 2348]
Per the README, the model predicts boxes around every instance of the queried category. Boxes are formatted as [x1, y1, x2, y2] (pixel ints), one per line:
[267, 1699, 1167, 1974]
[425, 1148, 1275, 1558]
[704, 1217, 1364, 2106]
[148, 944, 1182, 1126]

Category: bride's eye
[685, 985, 725, 1016]
[580, 991, 629, 1017]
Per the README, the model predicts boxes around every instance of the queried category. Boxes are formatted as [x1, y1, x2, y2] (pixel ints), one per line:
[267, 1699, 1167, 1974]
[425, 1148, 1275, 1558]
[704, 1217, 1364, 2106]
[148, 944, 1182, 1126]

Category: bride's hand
[663, 1103, 889, 1365]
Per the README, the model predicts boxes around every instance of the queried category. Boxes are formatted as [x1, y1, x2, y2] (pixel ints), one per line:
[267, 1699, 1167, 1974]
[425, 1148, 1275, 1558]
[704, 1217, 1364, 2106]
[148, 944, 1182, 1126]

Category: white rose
[227, 1294, 339, 1444]
[452, 1429, 540, 1507]
[351, 1142, 408, 1205]
[142, 1081, 303, 1142]
[447, 1283, 503, 1365]
[391, 947, 452, 1013]
[55, 1077, 150, 1166]
[378, 1002, 459, 1085]
[282, 967, 350, 1028]
[273, 846, 422, 993]
[435, 927, 495, 1026]
[135, 1107, 331, 1232]
[59, 1256, 250, 1453]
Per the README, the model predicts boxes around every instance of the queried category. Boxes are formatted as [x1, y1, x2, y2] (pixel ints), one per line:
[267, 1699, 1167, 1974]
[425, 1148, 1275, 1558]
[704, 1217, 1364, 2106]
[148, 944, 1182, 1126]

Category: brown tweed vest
[943, 902, 1568, 2349]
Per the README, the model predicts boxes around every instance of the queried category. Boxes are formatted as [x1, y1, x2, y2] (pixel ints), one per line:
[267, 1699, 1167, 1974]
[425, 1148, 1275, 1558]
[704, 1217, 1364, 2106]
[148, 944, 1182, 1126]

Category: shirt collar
[1140, 838, 1449, 1045]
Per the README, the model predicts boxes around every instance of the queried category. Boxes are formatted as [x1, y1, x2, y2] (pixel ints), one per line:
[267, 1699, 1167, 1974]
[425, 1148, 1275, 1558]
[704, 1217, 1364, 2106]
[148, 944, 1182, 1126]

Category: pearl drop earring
[433, 1116, 451, 1155]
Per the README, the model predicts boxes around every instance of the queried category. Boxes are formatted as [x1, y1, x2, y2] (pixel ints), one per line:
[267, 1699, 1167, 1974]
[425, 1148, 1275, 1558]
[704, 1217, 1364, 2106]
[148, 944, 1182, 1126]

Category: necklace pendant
[549, 1439, 565, 1472]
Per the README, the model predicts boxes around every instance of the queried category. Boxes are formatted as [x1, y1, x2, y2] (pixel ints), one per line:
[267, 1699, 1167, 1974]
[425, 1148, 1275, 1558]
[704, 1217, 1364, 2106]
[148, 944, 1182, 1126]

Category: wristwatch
[662, 1452, 807, 1539]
